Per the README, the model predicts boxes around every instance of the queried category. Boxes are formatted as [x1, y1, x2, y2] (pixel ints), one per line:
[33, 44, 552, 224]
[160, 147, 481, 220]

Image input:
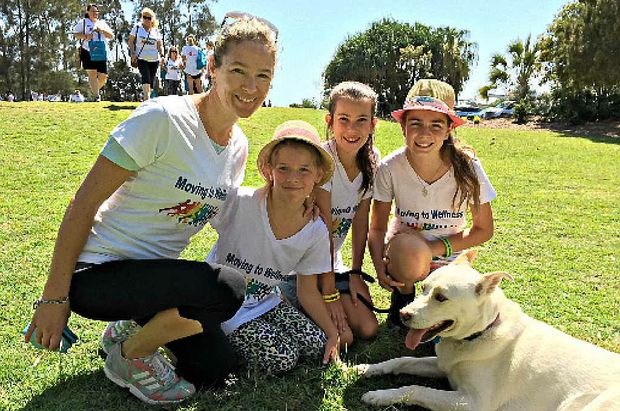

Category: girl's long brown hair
[326, 81, 378, 196]
[440, 130, 481, 211]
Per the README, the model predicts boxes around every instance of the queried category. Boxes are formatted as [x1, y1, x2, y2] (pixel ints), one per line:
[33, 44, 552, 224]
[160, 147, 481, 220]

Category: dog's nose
[400, 310, 411, 322]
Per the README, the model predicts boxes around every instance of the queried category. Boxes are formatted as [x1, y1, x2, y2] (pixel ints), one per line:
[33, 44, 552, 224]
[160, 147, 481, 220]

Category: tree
[323, 19, 477, 117]
[537, 0, 620, 122]
[479, 34, 540, 102]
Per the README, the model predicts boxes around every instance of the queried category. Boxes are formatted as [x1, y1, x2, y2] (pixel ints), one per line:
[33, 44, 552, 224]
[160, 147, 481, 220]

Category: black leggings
[137, 59, 159, 87]
[69, 259, 245, 388]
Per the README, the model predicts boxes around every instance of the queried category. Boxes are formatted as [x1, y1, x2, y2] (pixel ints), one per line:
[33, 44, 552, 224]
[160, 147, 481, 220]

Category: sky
[205, 0, 570, 107]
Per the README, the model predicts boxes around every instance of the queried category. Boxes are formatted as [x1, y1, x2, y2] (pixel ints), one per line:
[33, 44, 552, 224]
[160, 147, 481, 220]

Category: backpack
[196, 48, 207, 70]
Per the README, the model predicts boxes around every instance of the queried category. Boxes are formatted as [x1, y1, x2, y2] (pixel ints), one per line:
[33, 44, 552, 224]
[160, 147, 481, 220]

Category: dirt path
[463, 118, 620, 138]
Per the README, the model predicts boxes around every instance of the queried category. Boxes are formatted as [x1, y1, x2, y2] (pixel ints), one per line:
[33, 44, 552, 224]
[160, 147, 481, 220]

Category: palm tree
[480, 34, 539, 101]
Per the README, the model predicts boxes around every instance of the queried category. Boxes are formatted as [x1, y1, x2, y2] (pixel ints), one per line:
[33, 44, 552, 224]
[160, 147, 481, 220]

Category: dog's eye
[435, 293, 448, 302]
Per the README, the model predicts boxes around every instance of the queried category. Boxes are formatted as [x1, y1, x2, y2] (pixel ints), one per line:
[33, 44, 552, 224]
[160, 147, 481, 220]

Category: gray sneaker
[103, 342, 195, 404]
[100, 320, 141, 355]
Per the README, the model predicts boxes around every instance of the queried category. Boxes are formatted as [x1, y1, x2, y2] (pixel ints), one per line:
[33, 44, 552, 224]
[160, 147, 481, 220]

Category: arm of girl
[24, 156, 133, 351]
[315, 188, 348, 334]
[368, 200, 405, 291]
[348, 198, 372, 306]
[428, 202, 494, 257]
[297, 273, 340, 365]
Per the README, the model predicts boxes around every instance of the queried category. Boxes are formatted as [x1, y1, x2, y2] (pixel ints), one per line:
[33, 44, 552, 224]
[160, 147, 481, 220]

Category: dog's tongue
[405, 328, 429, 350]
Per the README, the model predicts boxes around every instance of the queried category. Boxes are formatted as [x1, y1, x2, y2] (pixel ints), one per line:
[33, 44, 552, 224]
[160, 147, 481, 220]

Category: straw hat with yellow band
[257, 120, 335, 186]
[391, 79, 466, 130]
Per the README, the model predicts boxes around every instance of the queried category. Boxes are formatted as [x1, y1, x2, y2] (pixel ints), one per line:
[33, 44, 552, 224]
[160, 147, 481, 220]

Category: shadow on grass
[534, 121, 620, 145]
[341, 325, 451, 411]
[103, 104, 136, 111]
[19, 369, 166, 411]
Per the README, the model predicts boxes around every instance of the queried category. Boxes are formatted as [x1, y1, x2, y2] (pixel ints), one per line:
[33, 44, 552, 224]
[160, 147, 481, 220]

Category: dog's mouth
[405, 320, 454, 350]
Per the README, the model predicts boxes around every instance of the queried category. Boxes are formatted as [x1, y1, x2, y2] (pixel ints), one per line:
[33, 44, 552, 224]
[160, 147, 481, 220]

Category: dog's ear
[452, 249, 478, 266]
[475, 271, 513, 295]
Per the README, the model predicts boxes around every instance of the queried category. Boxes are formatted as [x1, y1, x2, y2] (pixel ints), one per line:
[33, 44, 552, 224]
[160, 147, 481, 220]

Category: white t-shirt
[374, 147, 496, 248]
[130, 25, 161, 62]
[165, 57, 182, 81]
[181, 45, 201, 76]
[207, 187, 331, 335]
[70, 93, 85, 102]
[78, 95, 248, 263]
[320, 140, 378, 272]
[73, 18, 113, 52]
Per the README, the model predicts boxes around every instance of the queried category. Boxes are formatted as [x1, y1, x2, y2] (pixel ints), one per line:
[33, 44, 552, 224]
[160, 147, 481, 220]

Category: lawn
[1, 101, 618, 410]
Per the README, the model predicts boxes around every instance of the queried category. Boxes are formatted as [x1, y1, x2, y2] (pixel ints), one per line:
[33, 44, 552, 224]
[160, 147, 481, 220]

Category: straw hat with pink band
[391, 79, 466, 130]
[257, 120, 335, 186]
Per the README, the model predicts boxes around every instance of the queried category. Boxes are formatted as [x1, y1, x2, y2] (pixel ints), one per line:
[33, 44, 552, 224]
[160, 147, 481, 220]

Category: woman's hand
[24, 303, 71, 351]
[323, 334, 340, 364]
[131, 55, 138, 66]
[325, 298, 348, 334]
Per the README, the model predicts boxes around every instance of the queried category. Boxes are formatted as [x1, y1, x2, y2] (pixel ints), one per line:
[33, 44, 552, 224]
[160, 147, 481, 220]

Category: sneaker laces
[144, 353, 176, 388]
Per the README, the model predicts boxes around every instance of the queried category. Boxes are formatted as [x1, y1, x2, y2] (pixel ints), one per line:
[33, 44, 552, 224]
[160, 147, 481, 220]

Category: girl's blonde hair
[327, 81, 378, 196]
[141, 7, 159, 28]
[213, 17, 277, 69]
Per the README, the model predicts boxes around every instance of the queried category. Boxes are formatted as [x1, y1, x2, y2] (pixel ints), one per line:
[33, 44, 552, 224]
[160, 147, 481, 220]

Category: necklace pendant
[422, 187, 428, 197]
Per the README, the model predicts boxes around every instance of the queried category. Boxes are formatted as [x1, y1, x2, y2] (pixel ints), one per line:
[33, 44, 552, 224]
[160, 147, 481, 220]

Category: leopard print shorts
[227, 302, 326, 374]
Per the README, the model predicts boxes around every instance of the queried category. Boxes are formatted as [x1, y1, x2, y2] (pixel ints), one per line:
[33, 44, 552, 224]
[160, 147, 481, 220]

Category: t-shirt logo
[159, 200, 218, 226]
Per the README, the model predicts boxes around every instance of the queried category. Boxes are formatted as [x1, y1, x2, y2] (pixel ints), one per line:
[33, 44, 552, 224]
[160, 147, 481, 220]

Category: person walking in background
[368, 79, 496, 329]
[25, 12, 279, 405]
[181, 35, 202, 95]
[162, 46, 183, 96]
[129, 8, 164, 101]
[73, 3, 114, 102]
[204, 40, 214, 90]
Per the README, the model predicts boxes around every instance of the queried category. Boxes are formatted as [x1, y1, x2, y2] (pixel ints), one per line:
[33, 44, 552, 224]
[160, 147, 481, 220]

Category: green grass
[1, 101, 618, 410]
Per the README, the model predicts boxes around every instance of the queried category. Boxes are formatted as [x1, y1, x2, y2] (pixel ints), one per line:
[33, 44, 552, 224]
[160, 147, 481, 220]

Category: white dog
[356, 251, 620, 411]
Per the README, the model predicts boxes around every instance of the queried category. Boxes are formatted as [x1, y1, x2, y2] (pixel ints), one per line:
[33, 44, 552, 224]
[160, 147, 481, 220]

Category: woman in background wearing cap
[368, 79, 496, 330]
[206, 120, 341, 375]
[26, 14, 278, 404]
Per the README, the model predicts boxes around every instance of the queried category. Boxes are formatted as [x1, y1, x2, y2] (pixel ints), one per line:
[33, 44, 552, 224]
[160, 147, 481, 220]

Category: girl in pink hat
[279, 82, 381, 344]
[205, 120, 340, 374]
[368, 79, 497, 329]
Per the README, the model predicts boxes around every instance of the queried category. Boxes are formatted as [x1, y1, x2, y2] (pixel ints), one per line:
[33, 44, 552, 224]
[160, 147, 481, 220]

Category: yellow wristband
[322, 291, 340, 302]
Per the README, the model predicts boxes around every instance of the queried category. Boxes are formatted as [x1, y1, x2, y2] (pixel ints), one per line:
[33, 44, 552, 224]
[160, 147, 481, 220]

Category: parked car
[455, 102, 482, 121]
[480, 101, 516, 119]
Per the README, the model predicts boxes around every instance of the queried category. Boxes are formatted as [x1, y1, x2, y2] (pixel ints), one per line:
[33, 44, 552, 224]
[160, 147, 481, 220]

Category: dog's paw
[352, 364, 370, 377]
[361, 390, 393, 406]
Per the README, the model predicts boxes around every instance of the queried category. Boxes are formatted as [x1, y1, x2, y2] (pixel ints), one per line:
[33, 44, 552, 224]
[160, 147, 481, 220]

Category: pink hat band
[391, 95, 466, 129]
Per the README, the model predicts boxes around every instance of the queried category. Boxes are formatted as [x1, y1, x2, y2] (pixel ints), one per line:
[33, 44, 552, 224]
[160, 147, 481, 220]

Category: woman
[181, 34, 203, 95]
[128, 8, 164, 101]
[26, 13, 278, 405]
[73, 4, 114, 102]
[162, 46, 183, 96]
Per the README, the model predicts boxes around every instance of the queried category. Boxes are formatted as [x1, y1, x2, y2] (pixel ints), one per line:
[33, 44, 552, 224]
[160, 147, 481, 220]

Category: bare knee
[387, 234, 432, 284]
